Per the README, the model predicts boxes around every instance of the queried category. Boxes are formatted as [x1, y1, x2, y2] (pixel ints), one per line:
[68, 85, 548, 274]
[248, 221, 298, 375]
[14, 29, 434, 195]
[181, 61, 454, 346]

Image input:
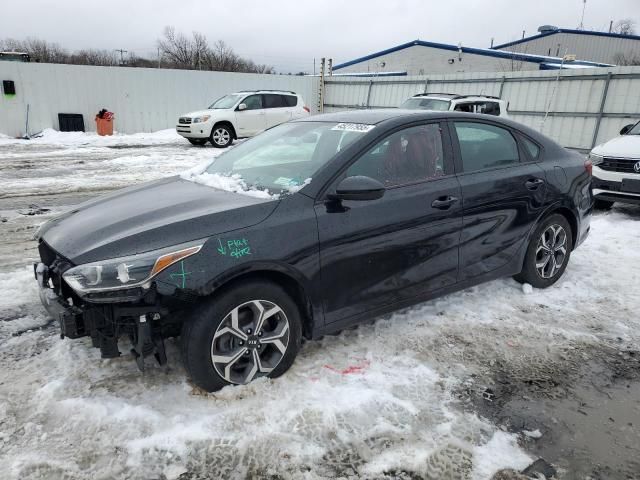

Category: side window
[283, 95, 298, 107]
[520, 136, 541, 160]
[454, 122, 519, 172]
[263, 94, 286, 108]
[453, 102, 473, 113]
[242, 95, 263, 110]
[477, 102, 501, 116]
[346, 124, 446, 187]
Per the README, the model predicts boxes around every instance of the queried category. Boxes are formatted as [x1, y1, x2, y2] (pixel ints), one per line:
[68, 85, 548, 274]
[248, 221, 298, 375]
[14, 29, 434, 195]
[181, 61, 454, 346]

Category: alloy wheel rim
[212, 128, 230, 145]
[211, 300, 290, 384]
[535, 224, 567, 279]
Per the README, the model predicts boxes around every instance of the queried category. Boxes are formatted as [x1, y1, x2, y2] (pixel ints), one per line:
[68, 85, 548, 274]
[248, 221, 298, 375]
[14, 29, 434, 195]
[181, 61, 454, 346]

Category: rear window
[283, 95, 298, 107]
[264, 94, 286, 108]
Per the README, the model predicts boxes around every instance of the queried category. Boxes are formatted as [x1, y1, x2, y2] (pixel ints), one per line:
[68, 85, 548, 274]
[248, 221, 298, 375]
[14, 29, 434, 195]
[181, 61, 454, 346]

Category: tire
[181, 280, 302, 392]
[514, 213, 573, 289]
[188, 138, 207, 146]
[593, 198, 614, 210]
[210, 124, 234, 148]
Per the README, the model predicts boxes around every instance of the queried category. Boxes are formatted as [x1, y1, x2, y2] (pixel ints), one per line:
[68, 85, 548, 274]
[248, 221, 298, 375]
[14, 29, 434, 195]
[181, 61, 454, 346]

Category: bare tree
[1, 37, 68, 63]
[613, 19, 636, 35]
[69, 49, 118, 66]
[613, 52, 640, 66]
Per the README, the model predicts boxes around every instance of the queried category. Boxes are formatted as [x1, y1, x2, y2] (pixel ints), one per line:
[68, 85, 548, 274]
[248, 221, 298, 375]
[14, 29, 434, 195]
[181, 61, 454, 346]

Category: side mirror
[237, 103, 247, 111]
[328, 176, 385, 202]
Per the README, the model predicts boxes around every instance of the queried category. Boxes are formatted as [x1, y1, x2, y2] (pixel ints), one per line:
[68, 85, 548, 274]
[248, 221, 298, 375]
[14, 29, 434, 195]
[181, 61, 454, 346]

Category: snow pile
[181, 170, 276, 199]
[0, 128, 182, 147]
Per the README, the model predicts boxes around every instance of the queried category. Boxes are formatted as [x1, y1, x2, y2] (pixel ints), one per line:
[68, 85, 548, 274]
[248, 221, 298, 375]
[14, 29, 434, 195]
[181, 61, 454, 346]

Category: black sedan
[34, 110, 592, 392]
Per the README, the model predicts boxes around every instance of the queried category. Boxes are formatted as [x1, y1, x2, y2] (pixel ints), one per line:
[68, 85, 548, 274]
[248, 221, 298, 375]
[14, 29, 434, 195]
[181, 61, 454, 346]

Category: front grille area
[599, 157, 640, 174]
[178, 117, 192, 124]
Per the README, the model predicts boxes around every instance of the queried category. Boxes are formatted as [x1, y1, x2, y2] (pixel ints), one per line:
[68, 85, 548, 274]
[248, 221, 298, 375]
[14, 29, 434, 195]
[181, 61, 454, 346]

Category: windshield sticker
[169, 261, 191, 289]
[217, 238, 252, 259]
[331, 123, 375, 133]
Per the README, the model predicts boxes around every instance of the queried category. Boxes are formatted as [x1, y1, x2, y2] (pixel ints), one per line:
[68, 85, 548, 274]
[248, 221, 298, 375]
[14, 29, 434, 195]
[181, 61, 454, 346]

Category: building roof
[332, 39, 612, 71]
[492, 28, 640, 50]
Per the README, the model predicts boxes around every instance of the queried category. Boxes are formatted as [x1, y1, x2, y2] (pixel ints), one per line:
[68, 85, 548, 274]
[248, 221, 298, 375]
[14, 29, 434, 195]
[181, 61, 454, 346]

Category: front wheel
[181, 280, 302, 392]
[514, 214, 573, 289]
[210, 125, 233, 148]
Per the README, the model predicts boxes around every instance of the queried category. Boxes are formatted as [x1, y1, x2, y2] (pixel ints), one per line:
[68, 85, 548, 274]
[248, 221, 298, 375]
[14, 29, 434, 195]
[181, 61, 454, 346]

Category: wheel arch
[211, 120, 237, 139]
[203, 263, 318, 339]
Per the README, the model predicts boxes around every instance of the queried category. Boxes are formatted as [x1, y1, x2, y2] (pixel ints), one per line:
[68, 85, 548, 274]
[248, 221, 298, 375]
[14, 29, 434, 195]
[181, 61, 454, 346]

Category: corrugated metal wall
[497, 32, 640, 65]
[323, 66, 640, 150]
[0, 62, 319, 137]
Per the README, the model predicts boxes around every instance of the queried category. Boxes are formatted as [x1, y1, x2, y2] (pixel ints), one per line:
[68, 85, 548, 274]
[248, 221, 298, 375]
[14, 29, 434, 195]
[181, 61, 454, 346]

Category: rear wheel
[210, 124, 233, 148]
[181, 280, 302, 392]
[514, 214, 573, 289]
[593, 198, 614, 210]
[188, 138, 207, 146]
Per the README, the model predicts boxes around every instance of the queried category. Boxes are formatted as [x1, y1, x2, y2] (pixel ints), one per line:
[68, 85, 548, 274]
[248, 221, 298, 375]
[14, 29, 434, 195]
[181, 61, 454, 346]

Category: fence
[322, 66, 640, 151]
[0, 62, 319, 137]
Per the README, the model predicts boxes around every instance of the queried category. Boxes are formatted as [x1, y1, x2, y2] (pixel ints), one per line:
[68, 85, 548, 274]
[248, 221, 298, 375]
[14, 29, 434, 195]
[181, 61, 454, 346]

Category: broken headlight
[63, 242, 202, 295]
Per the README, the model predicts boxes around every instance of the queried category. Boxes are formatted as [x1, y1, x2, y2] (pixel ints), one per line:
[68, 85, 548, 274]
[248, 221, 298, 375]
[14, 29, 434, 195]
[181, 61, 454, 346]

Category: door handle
[525, 178, 545, 190]
[431, 196, 459, 209]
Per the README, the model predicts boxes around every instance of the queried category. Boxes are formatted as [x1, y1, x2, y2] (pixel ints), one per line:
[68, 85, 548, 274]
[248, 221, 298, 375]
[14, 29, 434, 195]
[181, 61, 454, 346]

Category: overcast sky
[2, 0, 639, 72]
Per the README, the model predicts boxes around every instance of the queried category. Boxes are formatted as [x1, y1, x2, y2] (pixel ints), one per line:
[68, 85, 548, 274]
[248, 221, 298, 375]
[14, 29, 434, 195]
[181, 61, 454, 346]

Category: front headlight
[588, 152, 604, 166]
[192, 115, 211, 123]
[63, 241, 202, 294]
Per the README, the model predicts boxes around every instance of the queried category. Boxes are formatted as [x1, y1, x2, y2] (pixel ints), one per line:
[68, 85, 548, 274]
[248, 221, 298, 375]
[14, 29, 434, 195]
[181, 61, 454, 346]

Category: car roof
[411, 93, 502, 101]
[236, 90, 298, 95]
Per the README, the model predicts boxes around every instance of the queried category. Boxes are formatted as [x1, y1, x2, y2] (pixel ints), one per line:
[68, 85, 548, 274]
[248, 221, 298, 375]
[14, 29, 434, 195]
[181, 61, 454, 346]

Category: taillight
[303, 106, 310, 113]
[584, 159, 593, 176]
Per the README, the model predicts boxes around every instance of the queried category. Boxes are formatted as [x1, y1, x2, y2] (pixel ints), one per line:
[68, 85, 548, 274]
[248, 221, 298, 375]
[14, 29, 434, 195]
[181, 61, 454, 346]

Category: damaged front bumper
[34, 261, 170, 370]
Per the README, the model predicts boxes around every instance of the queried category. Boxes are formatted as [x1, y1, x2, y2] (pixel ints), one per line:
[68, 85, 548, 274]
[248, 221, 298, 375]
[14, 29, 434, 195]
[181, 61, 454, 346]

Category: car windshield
[400, 97, 451, 111]
[195, 122, 373, 194]
[628, 122, 640, 135]
[208, 94, 243, 109]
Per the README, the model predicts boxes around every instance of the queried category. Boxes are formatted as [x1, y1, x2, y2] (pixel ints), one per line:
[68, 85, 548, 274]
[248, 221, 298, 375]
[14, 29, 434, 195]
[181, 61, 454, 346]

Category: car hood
[592, 135, 640, 158]
[181, 109, 225, 118]
[38, 176, 278, 264]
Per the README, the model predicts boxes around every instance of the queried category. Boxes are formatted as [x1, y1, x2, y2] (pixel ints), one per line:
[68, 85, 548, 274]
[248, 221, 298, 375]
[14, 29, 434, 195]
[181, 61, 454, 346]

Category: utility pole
[157, 47, 161, 68]
[115, 48, 128, 66]
[318, 57, 325, 113]
[579, 0, 587, 30]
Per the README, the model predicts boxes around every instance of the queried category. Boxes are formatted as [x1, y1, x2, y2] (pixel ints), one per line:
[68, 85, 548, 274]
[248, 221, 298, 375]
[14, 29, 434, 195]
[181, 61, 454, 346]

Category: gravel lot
[1, 130, 639, 480]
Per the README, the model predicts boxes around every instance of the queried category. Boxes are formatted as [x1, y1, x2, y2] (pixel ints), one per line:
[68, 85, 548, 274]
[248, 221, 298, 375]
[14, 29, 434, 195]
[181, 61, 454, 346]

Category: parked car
[34, 110, 591, 392]
[176, 90, 310, 147]
[589, 120, 640, 209]
[400, 93, 509, 118]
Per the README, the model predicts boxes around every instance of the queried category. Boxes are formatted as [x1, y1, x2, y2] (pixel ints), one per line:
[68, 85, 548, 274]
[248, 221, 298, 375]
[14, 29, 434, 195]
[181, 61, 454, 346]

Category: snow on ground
[1, 131, 639, 479]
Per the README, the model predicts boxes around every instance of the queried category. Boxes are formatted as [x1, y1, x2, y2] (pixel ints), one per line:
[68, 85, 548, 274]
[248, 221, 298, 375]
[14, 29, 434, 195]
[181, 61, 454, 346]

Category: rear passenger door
[263, 94, 291, 128]
[451, 121, 547, 281]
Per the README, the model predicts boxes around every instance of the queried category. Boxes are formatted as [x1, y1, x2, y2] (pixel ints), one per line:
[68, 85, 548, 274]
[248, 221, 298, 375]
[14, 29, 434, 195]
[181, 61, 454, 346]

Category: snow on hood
[180, 161, 311, 198]
[592, 134, 640, 158]
[180, 109, 220, 118]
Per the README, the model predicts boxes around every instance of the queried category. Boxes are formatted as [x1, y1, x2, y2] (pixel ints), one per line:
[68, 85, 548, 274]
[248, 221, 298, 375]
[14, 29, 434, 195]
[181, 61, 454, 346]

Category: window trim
[449, 119, 524, 175]
[318, 120, 456, 200]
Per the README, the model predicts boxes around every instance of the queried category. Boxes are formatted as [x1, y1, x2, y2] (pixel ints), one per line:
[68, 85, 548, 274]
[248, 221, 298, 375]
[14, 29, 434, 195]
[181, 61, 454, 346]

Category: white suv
[589, 120, 640, 209]
[400, 93, 509, 118]
[176, 90, 310, 147]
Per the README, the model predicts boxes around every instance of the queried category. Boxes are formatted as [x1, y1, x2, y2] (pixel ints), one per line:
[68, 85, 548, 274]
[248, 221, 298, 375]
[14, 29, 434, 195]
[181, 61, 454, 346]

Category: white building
[493, 27, 640, 66]
[332, 40, 611, 77]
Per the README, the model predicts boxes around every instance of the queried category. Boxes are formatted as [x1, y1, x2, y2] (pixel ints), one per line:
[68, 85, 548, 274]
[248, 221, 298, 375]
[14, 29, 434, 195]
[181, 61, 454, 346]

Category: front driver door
[315, 122, 462, 325]
[235, 94, 267, 137]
